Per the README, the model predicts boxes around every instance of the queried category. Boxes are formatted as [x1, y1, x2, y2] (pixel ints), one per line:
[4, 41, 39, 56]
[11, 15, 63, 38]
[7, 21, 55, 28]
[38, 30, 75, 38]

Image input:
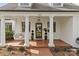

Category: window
[29, 22, 31, 32]
[49, 3, 63, 7]
[47, 22, 49, 28]
[22, 22, 25, 32]
[5, 23, 12, 31]
[18, 3, 32, 8]
[22, 22, 30, 32]
[53, 22, 56, 32]
[47, 21, 56, 32]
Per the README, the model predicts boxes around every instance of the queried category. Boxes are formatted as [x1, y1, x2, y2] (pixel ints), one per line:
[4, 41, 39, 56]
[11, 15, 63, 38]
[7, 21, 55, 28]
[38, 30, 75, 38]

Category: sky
[0, 3, 7, 7]
[0, 0, 79, 6]
[0, 0, 79, 3]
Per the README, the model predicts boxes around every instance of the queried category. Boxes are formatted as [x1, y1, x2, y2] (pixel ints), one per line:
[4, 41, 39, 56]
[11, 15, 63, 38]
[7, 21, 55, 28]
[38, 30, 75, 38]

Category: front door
[35, 23, 42, 39]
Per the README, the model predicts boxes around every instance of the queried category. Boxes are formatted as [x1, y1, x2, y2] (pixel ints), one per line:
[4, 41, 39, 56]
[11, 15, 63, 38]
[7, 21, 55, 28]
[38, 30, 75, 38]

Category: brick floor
[29, 40, 72, 56]
[54, 39, 72, 48]
[6, 39, 72, 56]
[29, 40, 48, 48]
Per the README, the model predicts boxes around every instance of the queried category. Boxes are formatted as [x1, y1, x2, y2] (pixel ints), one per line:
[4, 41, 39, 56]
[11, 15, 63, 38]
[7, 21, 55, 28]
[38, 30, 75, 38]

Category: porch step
[6, 39, 72, 48]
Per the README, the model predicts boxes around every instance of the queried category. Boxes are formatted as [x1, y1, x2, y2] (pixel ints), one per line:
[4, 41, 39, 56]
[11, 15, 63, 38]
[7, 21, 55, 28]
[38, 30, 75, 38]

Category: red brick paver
[30, 40, 48, 48]
[29, 48, 53, 56]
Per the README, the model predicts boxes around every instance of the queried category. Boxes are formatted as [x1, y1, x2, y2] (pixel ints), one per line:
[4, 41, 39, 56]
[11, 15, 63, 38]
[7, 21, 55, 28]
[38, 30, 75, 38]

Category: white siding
[59, 17, 74, 46]
[0, 20, 1, 43]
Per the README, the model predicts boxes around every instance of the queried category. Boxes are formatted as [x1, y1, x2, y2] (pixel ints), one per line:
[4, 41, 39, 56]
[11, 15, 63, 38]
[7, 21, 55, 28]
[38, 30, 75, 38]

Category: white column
[12, 20, 15, 32]
[17, 18, 22, 33]
[0, 16, 5, 46]
[24, 16, 29, 47]
[48, 16, 54, 47]
[72, 16, 79, 47]
[14, 18, 22, 34]
[14, 18, 18, 35]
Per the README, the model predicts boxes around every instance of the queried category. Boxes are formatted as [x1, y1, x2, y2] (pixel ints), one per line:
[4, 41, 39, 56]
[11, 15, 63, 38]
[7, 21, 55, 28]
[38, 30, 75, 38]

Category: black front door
[35, 23, 42, 38]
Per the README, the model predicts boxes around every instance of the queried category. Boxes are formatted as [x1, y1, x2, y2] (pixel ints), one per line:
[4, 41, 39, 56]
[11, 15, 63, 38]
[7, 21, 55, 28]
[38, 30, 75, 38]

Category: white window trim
[18, 3, 32, 8]
[49, 3, 63, 7]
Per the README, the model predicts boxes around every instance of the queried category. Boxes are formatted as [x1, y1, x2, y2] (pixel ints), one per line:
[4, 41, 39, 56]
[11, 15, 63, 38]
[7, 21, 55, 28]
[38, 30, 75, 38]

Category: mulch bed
[0, 46, 31, 56]
[49, 47, 77, 56]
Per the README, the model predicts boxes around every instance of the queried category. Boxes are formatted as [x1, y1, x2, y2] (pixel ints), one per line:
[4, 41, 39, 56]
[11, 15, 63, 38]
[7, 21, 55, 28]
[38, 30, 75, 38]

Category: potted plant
[31, 30, 34, 40]
[6, 45, 13, 52]
[44, 28, 47, 40]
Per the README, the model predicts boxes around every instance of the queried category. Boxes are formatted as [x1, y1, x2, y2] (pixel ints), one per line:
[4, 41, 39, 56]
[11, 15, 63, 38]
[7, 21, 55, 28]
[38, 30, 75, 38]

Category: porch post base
[48, 43, 55, 47]
[0, 44, 6, 47]
[24, 43, 29, 47]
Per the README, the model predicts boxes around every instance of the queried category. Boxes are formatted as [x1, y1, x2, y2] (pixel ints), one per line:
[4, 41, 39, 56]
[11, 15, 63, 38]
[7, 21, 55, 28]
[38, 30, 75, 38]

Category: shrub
[77, 49, 79, 54]
[19, 46, 25, 52]
[6, 45, 13, 52]
[63, 48, 68, 51]
[54, 48, 60, 52]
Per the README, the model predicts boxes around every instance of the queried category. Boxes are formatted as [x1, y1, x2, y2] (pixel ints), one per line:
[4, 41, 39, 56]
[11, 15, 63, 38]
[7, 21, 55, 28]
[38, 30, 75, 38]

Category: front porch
[0, 16, 74, 48]
[0, 14, 78, 48]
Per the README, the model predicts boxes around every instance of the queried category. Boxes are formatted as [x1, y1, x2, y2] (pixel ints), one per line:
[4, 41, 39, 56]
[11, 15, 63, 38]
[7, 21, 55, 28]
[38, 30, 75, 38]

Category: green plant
[77, 49, 79, 54]
[63, 48, 71, 52]
[54, 48, 60, 52]
[5, 28, 14, 40]
[6, 45, 13, 52]
[19, 46, 25, 52]
[63, 48, 67, 51]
